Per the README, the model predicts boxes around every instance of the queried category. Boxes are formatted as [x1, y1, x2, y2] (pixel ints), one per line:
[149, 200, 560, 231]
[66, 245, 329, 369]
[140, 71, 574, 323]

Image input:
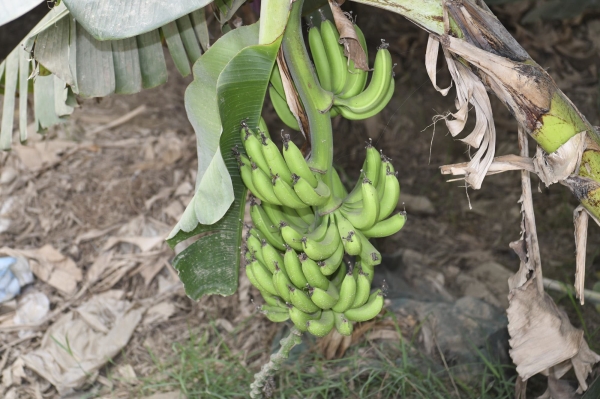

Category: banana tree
[1, 0, 599, 397]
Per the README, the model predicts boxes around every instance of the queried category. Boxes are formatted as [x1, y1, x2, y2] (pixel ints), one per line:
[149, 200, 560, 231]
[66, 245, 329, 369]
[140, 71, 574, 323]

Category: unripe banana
[260, 133, 294, 184]
[362, 212, 406, 238]
[262, 292, 286, 308]
[273, 174, 310, 209]
[305, 214, 329, 241]
[270, 62, 285, 99]
[334, 312, 354, 336]
[337, 76, 395, 121]
[245, 262, 264, 292]
[289, 285, 320, 313]
[251, 163, 283, 206]
[330, 166, 348, 199]
[288, 305, 321, 332]
[338, 24, 368, 100]
[283, 245, 309, 288]
[351, 269, 371, 309]
[251, 259, 278, 296]
[364, 141, 382, 187]
[269, 86, 301, 131]
[261, 241, 285, 273]
[332, 270, 357, 312]
[333, 46, 393, 115]
[237, 155, 265, 202]
[318, 241, 344, 276]
[377, 169, 400, 221]
[320, 20, 347, 94]
[282, 135, 318, 188]
[307, 309, 335, 337]
[292, 174, 331, 207]
[261, 305, 290, 322]
[355, 230, 381, 267]
[250, 203, 286, 250]
[308, 25, 333, 92]
[258, 116, 270, 139]
[300, 253, 329, 290]
[302, 220, 341, 261]
[263, 203, 309, 231]
[340, 179, 379, 230]
[280, 222, 305, 251]
[273, 263, 292, 302]
[359, 262, 375, 284]
[344, 289, 384, 322]
[241, 128, 270, 174]
[280, 205, 311, 230]
[330, 261, 348, 289]
[295, 206, 316, 226]
[309, 283, 340, 310]
[334, 211, 361, 256]
[246, 232, 265, 265]
[375, 154, 390, 200]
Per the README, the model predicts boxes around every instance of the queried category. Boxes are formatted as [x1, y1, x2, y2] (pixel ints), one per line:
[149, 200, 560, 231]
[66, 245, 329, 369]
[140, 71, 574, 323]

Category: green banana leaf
[168, 22, 282, 299]
[0, 3, 210, 149]
[0, 0, 43, 26]
[61, 0, 213, 41]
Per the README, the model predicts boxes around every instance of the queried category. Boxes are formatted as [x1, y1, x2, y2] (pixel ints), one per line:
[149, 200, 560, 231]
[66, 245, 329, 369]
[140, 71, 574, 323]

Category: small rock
[0, 168, 17, 185]
[456, 274, 502, 308]
[471, 262, 513, 309]
[401, 194, 436, 215]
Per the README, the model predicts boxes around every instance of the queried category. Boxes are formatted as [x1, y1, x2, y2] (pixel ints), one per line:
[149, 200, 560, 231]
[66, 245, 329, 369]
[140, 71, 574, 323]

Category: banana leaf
[0, 0, 43, 26]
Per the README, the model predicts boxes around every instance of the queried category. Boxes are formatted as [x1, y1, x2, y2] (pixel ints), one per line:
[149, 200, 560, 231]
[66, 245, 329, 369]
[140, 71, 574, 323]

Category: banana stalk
[282, 0, 334, 174]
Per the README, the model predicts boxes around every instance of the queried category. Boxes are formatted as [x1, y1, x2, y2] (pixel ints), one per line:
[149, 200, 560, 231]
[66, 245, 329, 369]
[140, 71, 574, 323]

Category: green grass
[135, 319, 517, 399]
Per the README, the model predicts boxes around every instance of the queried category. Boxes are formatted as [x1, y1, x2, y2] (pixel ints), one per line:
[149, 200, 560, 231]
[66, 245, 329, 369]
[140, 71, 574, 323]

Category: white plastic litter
[0, 256, 34, 303]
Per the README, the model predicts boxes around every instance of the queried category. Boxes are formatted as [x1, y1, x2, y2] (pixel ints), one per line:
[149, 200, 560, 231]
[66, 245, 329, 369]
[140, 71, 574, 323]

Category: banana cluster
[269, 18, 395, 130]
[236, 121, 406, 337]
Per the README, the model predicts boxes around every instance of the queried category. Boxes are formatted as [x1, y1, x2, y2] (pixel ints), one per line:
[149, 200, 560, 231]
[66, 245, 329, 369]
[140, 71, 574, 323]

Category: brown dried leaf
[317, 329, 352, 360]
[573, 206, 588, 305]
[102, 236, 165, 253]
[329, 0, 368, 71]
[276, 50, 308, 138]
[533, 132, 586, 187]
[507, 276, 599, 383]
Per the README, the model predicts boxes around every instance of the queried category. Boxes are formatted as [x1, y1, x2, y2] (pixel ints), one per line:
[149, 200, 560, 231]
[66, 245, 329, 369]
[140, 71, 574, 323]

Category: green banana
[245, 262, 264, 292]
[263, 203, 309, 231]
[241, 128, 270, 174]
[281, 205, 311, 230]
[260, 133, 294, 184]
[292, 174, 331, 207]
[308, 25, 332, 92]
[251, 259, 278, 296]
[344, 290, 384, 322]
[340, 179, 380, 230]
[378, 169, 400, 221]
[258, 116, 270, 139]
[330, 261, 348, 289]
[270, 62, 285, 99]
[300, 253, 329, 290]
[362, 212, 406, 238]
[273, 263, 292, 302]
[289, 285, 320, 313]
[269, 86, 301, 131]
[280, 223, 305, 251]
[273, 174, 309, 209]
[309, 283, 340, 310]
[246, 233, 265, 265]
[355, 230, 381, 267]
[261, 241, 285, 273]
[282, 135, 318, 188]
[250, 203, 286, 250]
[375, 155, 390, 200]
[302, 220, 341, 260]
[284, 246, 309, 288]
[334, 211, 361, 256]
[332, 270, 357, 312]
[330, 166, 348, 199]
[261, 305, 290, 322]
[320, 19, 347, 94]
[334, 312, 354, 336]
[250, 163, 283, 206]
[318, 241, 344, 276]
[288, 305, 320, 332]
[237, 155, 265, 202]
[262, 292, 286, 308]
[338, 24, 368, 99]
[351, 269, 371, 309]
[305, 214, 329, 242]
[295, 206, 316, 225]
[307, 309, 335, 337]
[333, 46, 393, 115]
[337, 75, 395, 121]
[364, 141, 382, 187]
[360, 262, 375, 284]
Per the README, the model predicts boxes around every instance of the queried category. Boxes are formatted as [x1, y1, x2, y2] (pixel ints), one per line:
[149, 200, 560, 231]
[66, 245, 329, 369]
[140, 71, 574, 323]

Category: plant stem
[258, 0, 292, 45]
[249, 327, 303, 398]
[282, 0, 334, 174]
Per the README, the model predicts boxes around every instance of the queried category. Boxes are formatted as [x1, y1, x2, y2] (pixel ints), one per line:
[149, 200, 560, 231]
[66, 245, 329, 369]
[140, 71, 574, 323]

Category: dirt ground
[0, 2, 599, 398]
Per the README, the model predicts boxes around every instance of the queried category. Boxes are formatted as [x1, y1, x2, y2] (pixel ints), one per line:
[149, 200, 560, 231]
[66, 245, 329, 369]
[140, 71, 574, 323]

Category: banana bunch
[236, 121, 405, 337]
[268, 18, 395, 130]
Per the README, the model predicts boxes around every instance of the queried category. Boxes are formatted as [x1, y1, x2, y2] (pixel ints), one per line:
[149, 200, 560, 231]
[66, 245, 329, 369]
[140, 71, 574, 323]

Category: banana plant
[1, 0, 600, 395]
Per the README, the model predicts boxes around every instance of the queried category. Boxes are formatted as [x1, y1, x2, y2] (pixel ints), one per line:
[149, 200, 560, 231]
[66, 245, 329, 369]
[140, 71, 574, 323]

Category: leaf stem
[282, 0, 334, 173]
[258, 0, 292, 45]
[249, 327, 303, 398]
